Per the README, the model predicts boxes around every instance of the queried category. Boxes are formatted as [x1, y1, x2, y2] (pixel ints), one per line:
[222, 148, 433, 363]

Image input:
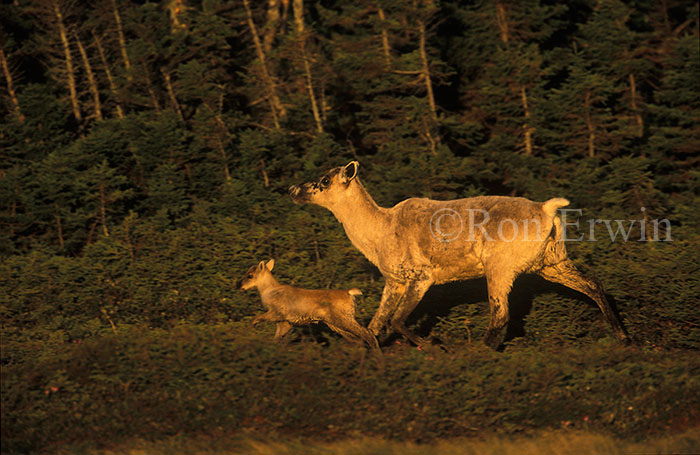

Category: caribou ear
[342, 161, 359, 183]
[265, 259, 275, 271]
[258, 261, 266, 270]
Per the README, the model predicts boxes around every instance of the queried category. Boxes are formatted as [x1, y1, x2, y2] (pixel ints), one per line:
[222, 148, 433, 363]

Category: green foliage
[2, 323, 699, 454]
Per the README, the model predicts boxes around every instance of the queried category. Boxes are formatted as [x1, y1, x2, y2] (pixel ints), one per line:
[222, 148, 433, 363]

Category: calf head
[288, 161, 359, 210]
[238, 259, 275, 291]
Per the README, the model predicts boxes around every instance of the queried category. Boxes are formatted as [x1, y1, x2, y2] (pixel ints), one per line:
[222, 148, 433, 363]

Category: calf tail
[348, 288, 363, 297]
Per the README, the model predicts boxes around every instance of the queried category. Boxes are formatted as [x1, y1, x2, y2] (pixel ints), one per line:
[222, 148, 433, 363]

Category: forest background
[1, 0, 699, 453]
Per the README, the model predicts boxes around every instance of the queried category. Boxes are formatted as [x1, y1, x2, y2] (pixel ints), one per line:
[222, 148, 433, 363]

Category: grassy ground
[4, 321, 699, 454]
[53, 428, 700, 455]
[3, 231, 698, 454]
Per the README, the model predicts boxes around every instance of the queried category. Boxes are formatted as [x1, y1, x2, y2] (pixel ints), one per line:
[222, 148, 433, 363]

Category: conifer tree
[0, 46, 24, 122]
[87, 0, 133, 116]
[30, 0, 83, 122]
[647, 33, 700, 186]
[446, 0, 564, 195]
[575, 0, 651, 142]
[80, 159, 132, 241]
[178, 1, 240, 188]
[0, 3, 26, 122]
[545, 56, 618, 159]
[314, 1, 468, 202]
[73, 29, 103, 122]
[542, 0, 650, 161]
[240, 0, 287, 129]
[117, 2, 168, 113]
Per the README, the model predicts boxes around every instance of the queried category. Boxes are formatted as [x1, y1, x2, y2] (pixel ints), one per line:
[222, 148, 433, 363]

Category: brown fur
[289, 161, 629, 348]
[238, 259, 380, 349]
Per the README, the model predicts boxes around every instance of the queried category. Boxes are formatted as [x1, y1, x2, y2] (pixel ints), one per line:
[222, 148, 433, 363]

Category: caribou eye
[320, 176, 331, 187]
[247, 274, 253, 279]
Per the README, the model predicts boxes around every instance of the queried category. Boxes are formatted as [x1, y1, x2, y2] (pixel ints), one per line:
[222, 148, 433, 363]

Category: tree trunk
[320, 79, 328, 124]
[125, 218, 135, 263]
[263, 0, 281, 53]
[217, 137, 231, 182]
[496, 2, 509, 44]
[9, 198, 16, 238]
[0, 48, 24, 122]
[143, 70, 161, 112]
[99, 182, 110, 237]
[497, 3, 534, 155]
[74, 32, 103, 121]
[418, 19, 437, 123]
[86, 220, 97, 246]
[377, 7, 391, 68]
[243, 0, 285, 129]
[293, 0, 323, 133]
[422, 119, 438, 156]
[628, 72, 643, 137]
[92, 31, 124, 119]
[634, 187, 651, 242]
[521, 87, 533, 155]
[111, 0, 131, 77]
[167, 0, 187, 33]
[584, 89, 595, 158]
[208, 90, 232, 183]
[52, 0, 81, 122]
[55, 207, 65, 249]
[162, 69, 183, 121]
[259, 159, 270, 187]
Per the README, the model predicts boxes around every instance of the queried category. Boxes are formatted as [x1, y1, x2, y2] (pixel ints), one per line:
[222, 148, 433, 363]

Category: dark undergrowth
[3, 321, 700, 454]
[2, 214, 699, 454]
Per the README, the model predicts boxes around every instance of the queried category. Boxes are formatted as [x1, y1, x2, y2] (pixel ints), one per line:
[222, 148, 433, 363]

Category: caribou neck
[327, 180, 390, 265]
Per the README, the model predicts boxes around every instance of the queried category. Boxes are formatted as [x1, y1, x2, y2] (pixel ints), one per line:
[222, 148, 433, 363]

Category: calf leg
[326, 323, 363, 345]
[253, 310, 280, 326]
[484, 271, 516, 350]
[273, 321, 293, 341]
[389, 280, 433, 346]
[358, 326, 381, 351]
[538, 260, 629, 343]
[336, 318, 380, 350]
[368, 280, 407, 336]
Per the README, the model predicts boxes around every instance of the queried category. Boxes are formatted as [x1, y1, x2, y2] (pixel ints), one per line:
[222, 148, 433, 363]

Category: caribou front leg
[368, 279, 407, 337]
[390, 280, 433, 346]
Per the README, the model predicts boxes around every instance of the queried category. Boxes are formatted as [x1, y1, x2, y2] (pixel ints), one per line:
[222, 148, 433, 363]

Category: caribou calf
[238, 259, 379, 349]
[289, 161, 629, 349]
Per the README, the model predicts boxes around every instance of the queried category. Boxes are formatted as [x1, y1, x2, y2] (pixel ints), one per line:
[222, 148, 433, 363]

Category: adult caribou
[289, 161, 629, 349]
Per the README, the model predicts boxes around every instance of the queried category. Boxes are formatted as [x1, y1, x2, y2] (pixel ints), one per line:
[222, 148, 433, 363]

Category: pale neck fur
[326, 179, 389, 266]
[256, 272, 282, 297]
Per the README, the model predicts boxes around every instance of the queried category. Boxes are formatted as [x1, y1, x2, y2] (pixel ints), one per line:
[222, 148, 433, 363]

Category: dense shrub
[3, 322, 700, 454]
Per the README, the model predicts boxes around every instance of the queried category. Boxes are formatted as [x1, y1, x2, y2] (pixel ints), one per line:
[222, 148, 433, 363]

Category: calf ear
[266, 259, 275, 271]
[341, 161, 359, 183]
[258, 260, 266, 270]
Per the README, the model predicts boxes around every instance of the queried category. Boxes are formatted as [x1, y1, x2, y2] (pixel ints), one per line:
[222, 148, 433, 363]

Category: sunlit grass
[51, 428, 700, 455]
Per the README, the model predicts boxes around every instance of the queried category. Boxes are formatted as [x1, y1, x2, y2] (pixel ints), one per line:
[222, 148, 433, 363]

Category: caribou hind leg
[538, 260, 629, 343]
